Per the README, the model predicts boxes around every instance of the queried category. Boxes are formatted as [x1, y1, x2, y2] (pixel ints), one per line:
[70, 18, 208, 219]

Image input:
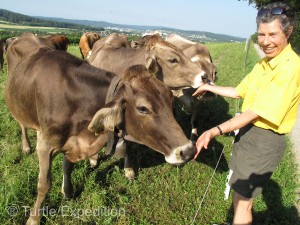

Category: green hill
[0, 8, 104, 31]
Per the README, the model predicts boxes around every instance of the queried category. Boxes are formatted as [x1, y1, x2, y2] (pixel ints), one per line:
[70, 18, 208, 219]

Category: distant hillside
[0, 8, 246, 43]
[0, 9, 104, 31]
[36, 16, 246, 43]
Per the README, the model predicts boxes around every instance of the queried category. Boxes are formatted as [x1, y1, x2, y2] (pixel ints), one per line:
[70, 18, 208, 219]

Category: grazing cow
[78, 32, 101, 59]
[0, 39, 3, 70]
[40, 35, 70, 51]
[5, 33, 195, 225]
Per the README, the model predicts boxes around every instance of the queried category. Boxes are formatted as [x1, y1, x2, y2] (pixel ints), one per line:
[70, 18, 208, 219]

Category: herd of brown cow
[3, 31, 217, 224]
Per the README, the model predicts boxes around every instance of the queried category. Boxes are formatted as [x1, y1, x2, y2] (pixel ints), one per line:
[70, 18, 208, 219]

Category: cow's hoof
[124, 168, 135, 180]
[22, 147, 31, 154]
[61, 186, 73, 199]
[89, 155, 99, 168]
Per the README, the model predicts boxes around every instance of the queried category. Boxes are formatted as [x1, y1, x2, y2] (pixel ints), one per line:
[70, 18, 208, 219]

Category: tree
[239, 0, 300, 54]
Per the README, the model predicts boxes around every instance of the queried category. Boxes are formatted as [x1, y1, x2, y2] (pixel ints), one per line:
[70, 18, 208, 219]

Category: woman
[193, 2, 300, 224]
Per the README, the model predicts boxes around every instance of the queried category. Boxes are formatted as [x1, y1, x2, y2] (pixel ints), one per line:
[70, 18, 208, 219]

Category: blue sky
[1, 0, 258, 38]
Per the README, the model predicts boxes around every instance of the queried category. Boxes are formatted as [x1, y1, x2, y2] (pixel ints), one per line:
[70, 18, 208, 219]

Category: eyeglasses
[257, 6, 286, 17]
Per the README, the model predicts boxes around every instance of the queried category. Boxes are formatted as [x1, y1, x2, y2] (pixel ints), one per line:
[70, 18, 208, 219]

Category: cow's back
[6, 33, 115, 139]
[6, 33, 47, 73]
[89, 45, 145, 76]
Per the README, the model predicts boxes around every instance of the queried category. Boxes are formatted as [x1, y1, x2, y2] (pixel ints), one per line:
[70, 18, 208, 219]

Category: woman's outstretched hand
[194, 129, 214, 160]
[192, 83, 208, 97]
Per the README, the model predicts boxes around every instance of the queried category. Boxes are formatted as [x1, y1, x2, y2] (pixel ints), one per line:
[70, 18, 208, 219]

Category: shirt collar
[262, 43, 292, 69]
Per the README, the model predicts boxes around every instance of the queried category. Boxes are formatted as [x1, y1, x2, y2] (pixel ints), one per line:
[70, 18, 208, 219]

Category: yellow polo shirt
[236, 44, 300, 134]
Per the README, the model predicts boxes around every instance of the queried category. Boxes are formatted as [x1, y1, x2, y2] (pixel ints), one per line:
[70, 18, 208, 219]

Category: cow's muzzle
[165, 142, 196, 165]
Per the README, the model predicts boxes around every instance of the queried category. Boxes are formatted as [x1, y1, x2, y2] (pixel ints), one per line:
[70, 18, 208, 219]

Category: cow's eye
[168, 58, 179, 64]
[137, 106, 150, 114]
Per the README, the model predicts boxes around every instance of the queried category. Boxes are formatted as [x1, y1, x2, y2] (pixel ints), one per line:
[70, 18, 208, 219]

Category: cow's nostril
[202, 74, 208, 82]
[180, 150, 184, 157]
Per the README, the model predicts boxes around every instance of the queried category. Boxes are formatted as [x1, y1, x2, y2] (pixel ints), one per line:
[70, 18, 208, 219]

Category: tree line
[0, 9, 104, 32]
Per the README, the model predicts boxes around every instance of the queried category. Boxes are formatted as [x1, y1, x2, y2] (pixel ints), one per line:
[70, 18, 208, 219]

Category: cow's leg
[124, 156, 135, 180]
[26, 132, 55, 225]
[20, 123, 31, 154]
[61, 155, 74, 199]
[122, 142, 135, 180]
[190, 112, 199, 145]
[111, 139, 134, 180]
[190, 99, 205, 145]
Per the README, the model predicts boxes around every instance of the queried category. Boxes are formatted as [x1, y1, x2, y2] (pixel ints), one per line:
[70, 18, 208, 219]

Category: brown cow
[5, 37, 18, 52]
[40, 35, 70, 51]
[165, 34, 217, 142]
[12, 35, 70, 155]
[131, 33, 163, 49]
[0, 39, 3, 70]
[5, 32, 195, 224]
[91, 32, 131, 52]
[87, 33, 209, 170]
[89, 33, 207, 90]
[131, 34, 217, 143]
[165, 34, 213, 62]
[79, 32, 101, 59]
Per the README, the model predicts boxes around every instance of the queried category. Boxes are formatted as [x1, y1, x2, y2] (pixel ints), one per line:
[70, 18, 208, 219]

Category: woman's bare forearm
[193, 83, 240, 99]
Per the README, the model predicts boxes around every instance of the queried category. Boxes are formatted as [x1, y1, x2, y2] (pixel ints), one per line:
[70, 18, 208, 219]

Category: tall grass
[0, 43, 298, 225]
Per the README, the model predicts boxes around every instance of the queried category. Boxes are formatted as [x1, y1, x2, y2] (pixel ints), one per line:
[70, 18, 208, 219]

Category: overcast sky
[1, 0, 258, 38]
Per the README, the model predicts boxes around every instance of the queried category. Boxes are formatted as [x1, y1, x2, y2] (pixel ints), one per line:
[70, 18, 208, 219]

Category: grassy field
[0, 43, 299, 225]
[0, 21, 77, 33]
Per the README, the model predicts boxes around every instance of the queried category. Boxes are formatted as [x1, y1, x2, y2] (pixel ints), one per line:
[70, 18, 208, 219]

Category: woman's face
[257, 19, 289, 59]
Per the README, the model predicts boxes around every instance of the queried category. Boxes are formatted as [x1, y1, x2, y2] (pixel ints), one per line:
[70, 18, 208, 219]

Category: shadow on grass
[66, 93, 233, 198]
[225, 178, 300, 225]
[174, 95, 233, 173]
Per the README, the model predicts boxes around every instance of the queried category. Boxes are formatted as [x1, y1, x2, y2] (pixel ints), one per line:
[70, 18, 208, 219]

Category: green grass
[0, 22, 78, 33]
[0, 43, 298, 225]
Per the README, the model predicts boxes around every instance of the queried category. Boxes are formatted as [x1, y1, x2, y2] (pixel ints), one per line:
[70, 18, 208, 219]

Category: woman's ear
[286, 26, 294, 39]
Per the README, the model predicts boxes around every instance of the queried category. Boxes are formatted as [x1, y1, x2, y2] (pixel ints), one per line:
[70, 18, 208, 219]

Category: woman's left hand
[194, 129, 215, 160]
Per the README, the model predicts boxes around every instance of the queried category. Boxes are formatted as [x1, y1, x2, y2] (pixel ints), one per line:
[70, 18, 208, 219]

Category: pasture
[0, 42, 299, 225]
[0, 22, 74, 33]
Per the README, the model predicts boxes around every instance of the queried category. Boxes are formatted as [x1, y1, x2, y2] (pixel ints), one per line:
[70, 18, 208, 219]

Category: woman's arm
[193, 83, 241, 99]
[194, 110, 259, 159]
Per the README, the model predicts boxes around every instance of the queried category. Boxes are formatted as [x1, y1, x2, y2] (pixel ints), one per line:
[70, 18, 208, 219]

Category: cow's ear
[145, 56, 159, 75]
[88, 98, 124, 135]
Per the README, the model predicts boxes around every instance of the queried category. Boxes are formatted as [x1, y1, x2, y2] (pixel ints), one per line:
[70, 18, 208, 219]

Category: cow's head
[131, 33, 163, 49]
[88, 65, 195, 164]
[144, 41, 207, 90]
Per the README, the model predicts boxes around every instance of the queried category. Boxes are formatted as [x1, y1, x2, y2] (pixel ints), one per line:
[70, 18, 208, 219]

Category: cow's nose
[201, 73, 208, 83]
[177, 142, 196, 161]
[165, 142, 196, 165]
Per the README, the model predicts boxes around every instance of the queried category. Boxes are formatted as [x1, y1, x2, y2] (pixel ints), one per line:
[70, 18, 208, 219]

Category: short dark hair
[256, 2, 296, 37]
